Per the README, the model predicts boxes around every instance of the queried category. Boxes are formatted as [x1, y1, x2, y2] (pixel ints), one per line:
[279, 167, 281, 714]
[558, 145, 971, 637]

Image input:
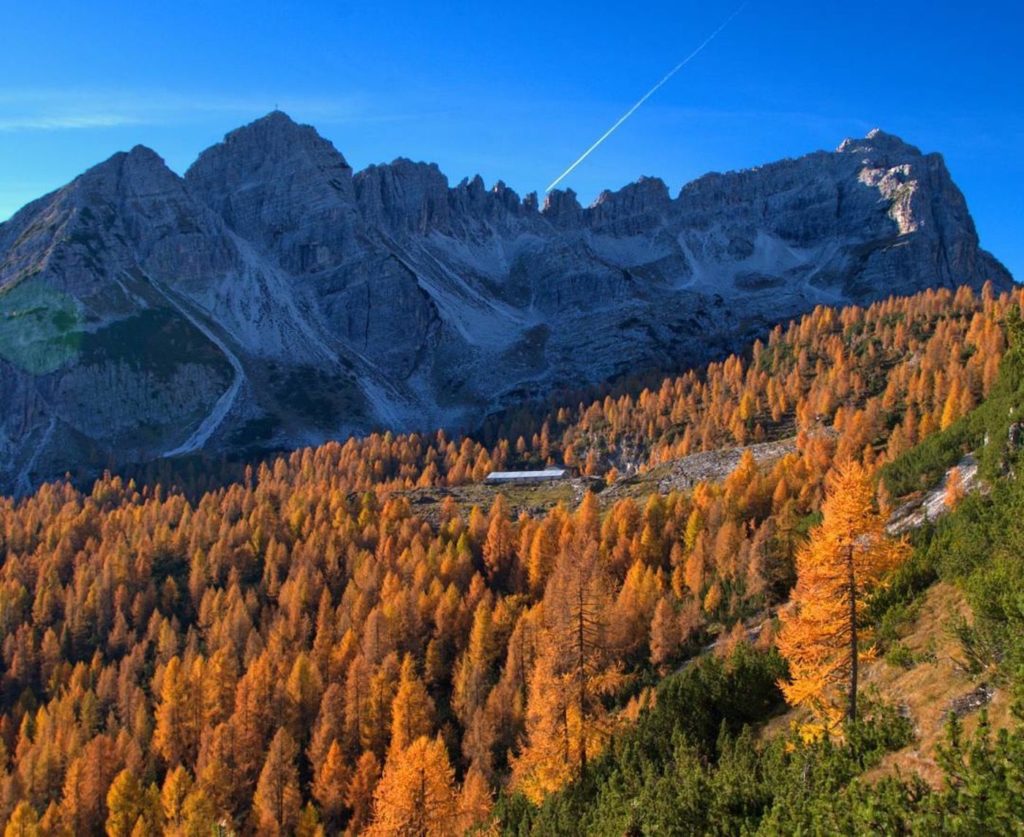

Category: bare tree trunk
[847, 543, 858, 722]
[578, 584, 587, 773]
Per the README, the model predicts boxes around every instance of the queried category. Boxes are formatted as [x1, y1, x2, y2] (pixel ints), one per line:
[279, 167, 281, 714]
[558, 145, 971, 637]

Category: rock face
[0, 114, 1014, 493]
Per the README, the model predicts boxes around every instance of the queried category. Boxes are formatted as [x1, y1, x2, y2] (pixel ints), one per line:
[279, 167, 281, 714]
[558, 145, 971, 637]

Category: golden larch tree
[776, 460, 909, 729]
[389, 655, 436, 755]
[483, 495, 516, 586]
[159, 766, 192, 833]
[509, 646, 573, 802]
[511, 533, 625, 801]
[152, 657, 201, 768]
[457, 765, 494, 834]
[311, 740, 350, 830]
[253, 728, 302, 836]
[944, 465, 966, 508]
[452, 599, 498, 728]
[649, 595, 683, 671]
[4, 801, 41, 837]
[105, 768, 160, 837]
[366, 736, 458, 836]
[344, 751, 380, 836]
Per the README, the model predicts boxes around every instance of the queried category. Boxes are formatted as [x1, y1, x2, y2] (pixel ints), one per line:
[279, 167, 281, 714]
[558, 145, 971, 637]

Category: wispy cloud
[0, 114, 146, 132]
[0, 87, 412, 132]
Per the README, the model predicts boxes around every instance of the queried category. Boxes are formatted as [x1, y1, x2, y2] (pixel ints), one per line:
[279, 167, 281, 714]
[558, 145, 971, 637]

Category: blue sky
[1, 0, 1021, 279]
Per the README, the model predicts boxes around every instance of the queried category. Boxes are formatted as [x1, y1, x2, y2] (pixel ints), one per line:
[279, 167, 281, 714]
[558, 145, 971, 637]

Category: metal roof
[485, 469, 567, 480]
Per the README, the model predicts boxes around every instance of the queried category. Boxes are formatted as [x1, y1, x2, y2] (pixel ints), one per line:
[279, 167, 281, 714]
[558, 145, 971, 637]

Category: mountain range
[0, 111, 1013, 494]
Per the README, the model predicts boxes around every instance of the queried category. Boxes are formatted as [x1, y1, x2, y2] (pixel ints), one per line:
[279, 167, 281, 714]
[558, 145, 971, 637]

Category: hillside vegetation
[500, 306, 1024, 835]
[0, 284, 1020, 834]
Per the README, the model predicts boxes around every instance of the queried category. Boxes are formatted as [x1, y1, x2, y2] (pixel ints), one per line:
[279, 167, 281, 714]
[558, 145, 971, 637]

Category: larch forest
[2, 282, 1024, 835]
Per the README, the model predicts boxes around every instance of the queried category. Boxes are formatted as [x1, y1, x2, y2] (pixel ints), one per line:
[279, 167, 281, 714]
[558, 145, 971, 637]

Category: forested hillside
[0, 283, 1020, 834]
[503, 304, 1024, 834]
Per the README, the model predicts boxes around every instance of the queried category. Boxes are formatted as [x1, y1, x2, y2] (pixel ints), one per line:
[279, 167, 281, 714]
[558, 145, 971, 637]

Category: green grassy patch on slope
[78, 308, 233, 382]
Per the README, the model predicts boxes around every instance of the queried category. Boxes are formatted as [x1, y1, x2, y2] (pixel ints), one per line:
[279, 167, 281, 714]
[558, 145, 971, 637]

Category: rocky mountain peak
[541, 188, 582, 227]
[250, 108, 300, 130]
[198, 110, 349, 166]
[124, 143, 170, 167]
[490, 180, 526, 217]
[185, 111, 358, 271]
[354, 158, 452, 233]
[837, 128, 922, 158]
[185, 111, 354, 190]
[0, 120, 1014, 494]
[78, 144, 181, 195]
[446, 175, 527, 226]
[41, 143, 188, 241]
[588, 177, 671, 234]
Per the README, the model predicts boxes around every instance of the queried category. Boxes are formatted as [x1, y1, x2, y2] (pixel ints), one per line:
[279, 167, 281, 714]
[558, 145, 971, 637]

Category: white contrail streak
[545, 2, 748, 193]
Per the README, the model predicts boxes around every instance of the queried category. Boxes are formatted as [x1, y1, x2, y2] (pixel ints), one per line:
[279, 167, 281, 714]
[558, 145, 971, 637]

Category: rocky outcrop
[0, 113, 1014, 494]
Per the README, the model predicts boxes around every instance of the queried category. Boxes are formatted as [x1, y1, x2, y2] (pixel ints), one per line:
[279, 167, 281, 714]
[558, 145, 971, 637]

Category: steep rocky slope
[0, 113, 1013, 493]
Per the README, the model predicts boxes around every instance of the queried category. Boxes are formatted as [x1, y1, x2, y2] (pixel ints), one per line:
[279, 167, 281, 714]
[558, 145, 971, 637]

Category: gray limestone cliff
[0, 113, 1013, 494]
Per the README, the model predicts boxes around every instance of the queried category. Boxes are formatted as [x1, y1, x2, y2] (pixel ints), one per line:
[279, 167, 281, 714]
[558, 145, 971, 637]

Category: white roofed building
[484, 467, 568, 485]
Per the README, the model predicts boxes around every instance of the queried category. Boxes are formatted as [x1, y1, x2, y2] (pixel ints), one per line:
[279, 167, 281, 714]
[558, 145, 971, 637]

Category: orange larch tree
[366, 736, 458, 836]
[512, 524, 625, 801]
[388, 656, 436, 756]
[649, 595, 683, 671]
[776, 460, 909, 729]
[944, 465, 966, 508]
[311, 740, 350, 831]
[252, 728, 302, 836]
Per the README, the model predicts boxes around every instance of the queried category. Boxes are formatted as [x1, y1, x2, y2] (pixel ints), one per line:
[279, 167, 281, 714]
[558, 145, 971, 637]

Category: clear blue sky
[1, 1, 1021, 279]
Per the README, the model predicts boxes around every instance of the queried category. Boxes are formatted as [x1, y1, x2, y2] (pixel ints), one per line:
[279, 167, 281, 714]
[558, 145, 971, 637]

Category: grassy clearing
[762, 582, 1011, 788]
[862, 582, 1013, 786]
[401, 479, 579, 523]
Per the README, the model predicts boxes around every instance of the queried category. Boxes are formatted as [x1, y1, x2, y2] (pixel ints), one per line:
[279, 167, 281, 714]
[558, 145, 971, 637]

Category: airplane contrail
[545, 2, 748, 193]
